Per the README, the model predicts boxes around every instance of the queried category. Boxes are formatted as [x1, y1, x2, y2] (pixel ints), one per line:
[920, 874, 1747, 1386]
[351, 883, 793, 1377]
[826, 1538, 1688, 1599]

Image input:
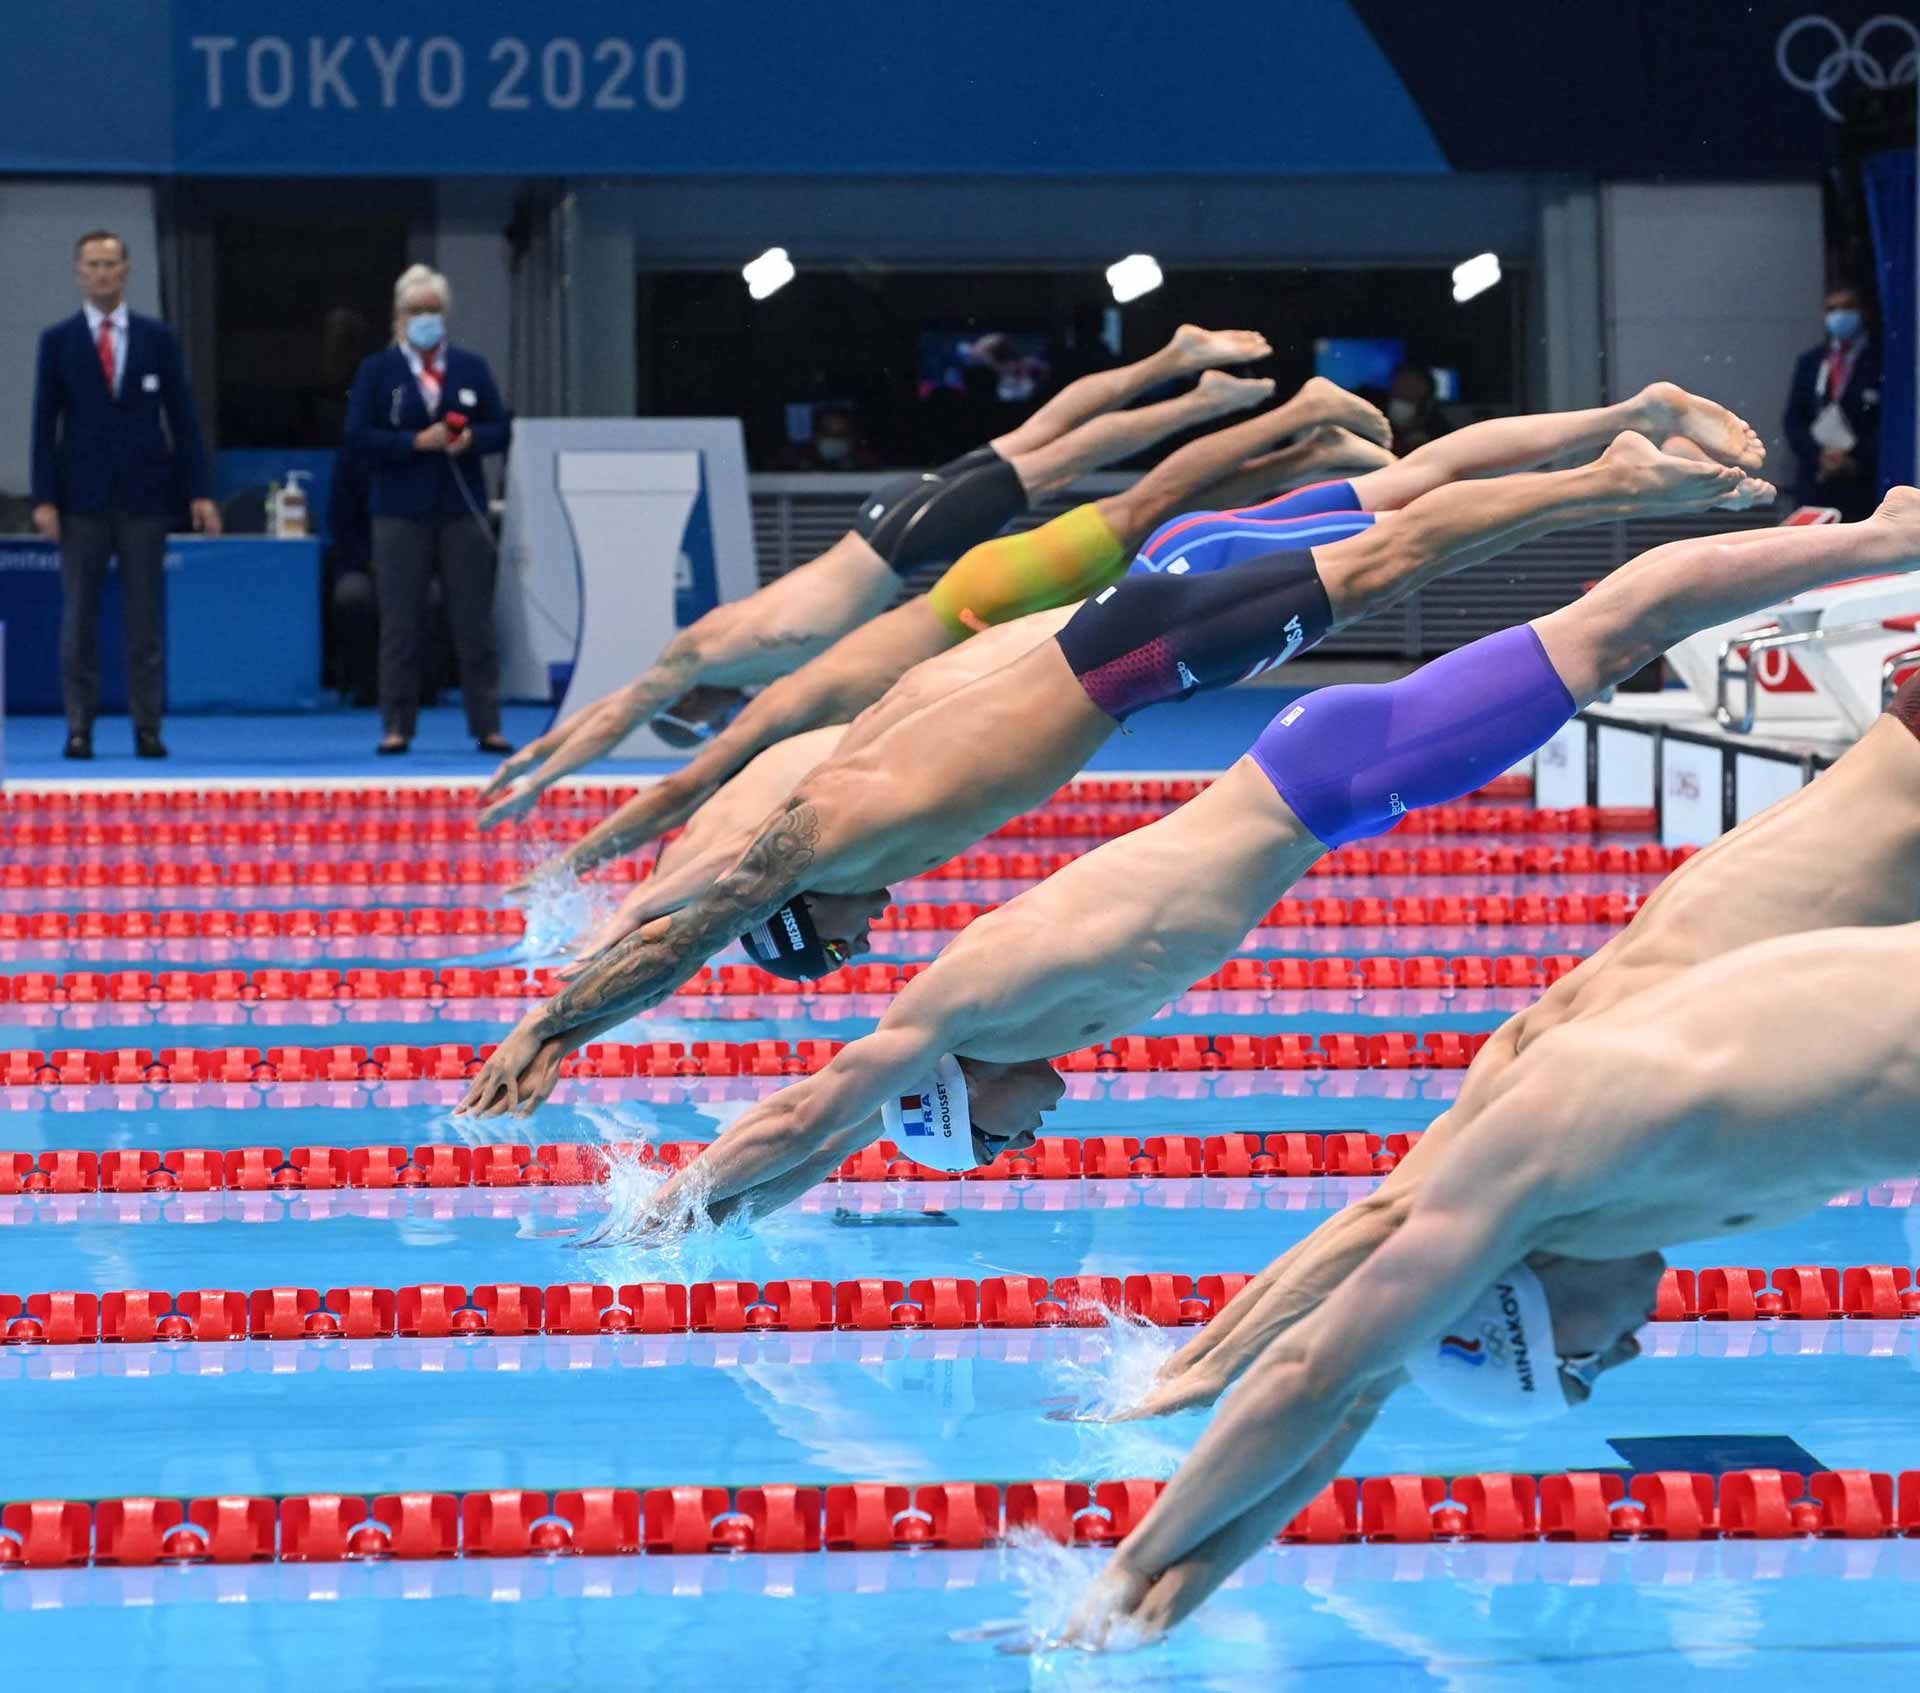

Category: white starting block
[1662, 508, 1920, 741]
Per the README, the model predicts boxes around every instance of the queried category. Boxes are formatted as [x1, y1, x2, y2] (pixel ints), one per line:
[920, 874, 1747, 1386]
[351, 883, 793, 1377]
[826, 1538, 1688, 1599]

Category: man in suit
[1783, 281, 1882, 521]
[30, 230, 219, 759]
[345, 264, 513, 756]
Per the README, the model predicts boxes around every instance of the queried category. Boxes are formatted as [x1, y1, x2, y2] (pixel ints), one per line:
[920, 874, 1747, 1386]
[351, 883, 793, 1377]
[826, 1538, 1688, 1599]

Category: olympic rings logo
[1776, 14, 1919, 122]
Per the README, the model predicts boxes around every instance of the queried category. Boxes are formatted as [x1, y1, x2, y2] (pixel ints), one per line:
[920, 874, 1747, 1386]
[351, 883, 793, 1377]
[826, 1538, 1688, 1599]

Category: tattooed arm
[455, 797, 826, 1118]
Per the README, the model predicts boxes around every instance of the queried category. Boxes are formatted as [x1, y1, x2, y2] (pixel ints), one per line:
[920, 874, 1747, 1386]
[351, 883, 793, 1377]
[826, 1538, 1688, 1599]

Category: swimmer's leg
[1197, 426, 1397, 513]
[1005, 371, 1275, 498]
[1535, 483, 1920, 704]
[1351, 382, 1765, 512]
[988, 324, 1273, 460]
[1313, 432, 1752, 626]
[1091, 379, 1392, 548]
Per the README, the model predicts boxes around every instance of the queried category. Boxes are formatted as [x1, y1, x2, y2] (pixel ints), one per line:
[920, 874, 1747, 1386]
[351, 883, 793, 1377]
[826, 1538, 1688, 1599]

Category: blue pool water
[2, 759, 1917, 1689]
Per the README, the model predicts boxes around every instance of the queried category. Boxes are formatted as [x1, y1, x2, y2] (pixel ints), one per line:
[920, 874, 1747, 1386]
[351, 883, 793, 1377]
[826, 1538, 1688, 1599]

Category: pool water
[2, 778, 1917, 1692]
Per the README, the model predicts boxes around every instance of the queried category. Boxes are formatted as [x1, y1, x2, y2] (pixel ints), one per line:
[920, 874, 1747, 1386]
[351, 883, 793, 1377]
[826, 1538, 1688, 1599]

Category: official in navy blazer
[345, 264, 513, 756]
[30, 231, 219, 760]
[1782, 281, 1882, 522]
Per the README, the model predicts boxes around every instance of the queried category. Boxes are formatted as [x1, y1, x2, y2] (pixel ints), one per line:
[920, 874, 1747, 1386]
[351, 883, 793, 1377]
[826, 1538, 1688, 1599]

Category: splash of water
[1051, 1309, 1180, 1421]
[955, 1530, 1153, 1661]
[515, 861, 617, 959]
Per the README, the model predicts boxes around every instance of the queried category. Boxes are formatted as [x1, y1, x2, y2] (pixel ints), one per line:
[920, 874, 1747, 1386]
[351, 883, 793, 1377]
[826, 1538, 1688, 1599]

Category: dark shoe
[134, 730, 168, 759]
[476, 734, 513, 755]
[376, 735, 411, 756]
[63, 732, 93, 761]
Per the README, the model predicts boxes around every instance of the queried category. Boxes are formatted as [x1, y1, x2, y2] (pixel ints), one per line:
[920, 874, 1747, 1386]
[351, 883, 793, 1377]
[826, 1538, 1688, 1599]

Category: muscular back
[1470, 925, 1920, 1260]
[1510, 716, 1920, 1058]
[901, 759, 1325, 1062]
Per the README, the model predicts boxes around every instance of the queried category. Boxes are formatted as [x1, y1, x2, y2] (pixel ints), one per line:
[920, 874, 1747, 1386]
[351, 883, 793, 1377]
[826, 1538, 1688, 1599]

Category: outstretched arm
[455, 796, 826, 1117]
[558, 600, 951, 876]
[592, 1015, 948, 1241]
[479, 543, 897, 826]
[1069, 1176, 1539, 1646]
[1127, 1190, 1406, 1417]
[1098, 1374, 1399, 1643]
[479, 631, 704, 825]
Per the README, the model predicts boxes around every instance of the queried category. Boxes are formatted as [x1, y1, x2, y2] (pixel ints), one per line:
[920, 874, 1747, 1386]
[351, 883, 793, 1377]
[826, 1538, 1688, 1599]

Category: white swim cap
[1404, 1262, 1569, 1426]
[879, 1054, 977, 1173]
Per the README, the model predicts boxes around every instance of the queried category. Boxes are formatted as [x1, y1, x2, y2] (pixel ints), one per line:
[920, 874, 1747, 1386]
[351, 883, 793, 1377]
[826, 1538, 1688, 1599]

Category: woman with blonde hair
[345, 263, 513, 755]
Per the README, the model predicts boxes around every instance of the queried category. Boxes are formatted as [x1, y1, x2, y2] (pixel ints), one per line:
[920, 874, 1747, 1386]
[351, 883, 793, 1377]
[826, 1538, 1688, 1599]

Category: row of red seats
[0, 953, 1599, 1009]
[0, 908, 527, 943]
[0, 1031, 1504, 1088]
[6, 1265, 1913, 1341]
[2, 1465, 1915, 1566]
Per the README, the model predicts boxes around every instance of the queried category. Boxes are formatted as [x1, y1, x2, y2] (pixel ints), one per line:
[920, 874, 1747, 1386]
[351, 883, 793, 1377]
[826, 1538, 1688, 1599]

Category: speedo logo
[1176, 660, 1199, 691]
[1387, 792, 1406, 818]
[1438, 1335, 1486, 1367]
[1095, 586, 1118, 604]
[1497, 1282, 1539, 1394]
[1279, 704, 1305, 727]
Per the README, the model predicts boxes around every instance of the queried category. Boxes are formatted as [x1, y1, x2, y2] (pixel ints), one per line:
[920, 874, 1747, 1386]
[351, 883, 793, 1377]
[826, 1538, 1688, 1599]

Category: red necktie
[97, 319, 115, 391]
[420, 352, 442, 411]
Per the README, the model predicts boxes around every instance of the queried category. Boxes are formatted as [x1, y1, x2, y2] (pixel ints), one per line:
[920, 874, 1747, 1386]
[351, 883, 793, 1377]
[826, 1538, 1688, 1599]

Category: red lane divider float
[0, 775, 1534, 818]
[1, 1265, 1916, 1342]
[0, 889, 1650, 949]
[0, 1131, 1435, 1190]
[0, 946, 1618, 1010]
[0, 842, 1680, 894]
[0, 801, 1648, 853]
[1, 1030, 1514, 1091]
[3, 1464, 1917, 1566]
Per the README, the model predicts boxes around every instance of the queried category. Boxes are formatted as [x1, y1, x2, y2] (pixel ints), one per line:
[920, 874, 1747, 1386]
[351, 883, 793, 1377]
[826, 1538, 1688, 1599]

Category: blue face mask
[405, 312, 445, 351]
[1825, 309, 1862, 342]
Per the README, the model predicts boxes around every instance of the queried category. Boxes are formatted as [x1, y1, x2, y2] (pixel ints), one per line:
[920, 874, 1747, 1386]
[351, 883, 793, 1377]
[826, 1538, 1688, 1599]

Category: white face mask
[404, 312, 445, 351]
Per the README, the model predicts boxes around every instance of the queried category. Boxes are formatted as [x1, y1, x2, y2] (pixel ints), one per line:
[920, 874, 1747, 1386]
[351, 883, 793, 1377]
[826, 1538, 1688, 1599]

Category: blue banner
[10, 0, 1443, 177]
[5, 0, 1908, 179]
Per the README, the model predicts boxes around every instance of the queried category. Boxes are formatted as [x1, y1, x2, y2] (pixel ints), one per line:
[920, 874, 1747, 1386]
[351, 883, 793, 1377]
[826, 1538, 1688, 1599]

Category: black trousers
[60, 509, 170, 736]
[372, 513, 501, 739]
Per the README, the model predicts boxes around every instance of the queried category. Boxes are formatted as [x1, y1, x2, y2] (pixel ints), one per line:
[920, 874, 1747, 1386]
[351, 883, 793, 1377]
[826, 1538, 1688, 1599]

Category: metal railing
[748, 472, 1779, 659]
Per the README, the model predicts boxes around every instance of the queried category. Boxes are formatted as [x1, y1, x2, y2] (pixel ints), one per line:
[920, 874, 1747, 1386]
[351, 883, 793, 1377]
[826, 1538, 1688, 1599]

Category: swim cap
[740, 896, 837, 981]
[880, 1054, 977, 1172]
[1404, 1262, 1569, 1426]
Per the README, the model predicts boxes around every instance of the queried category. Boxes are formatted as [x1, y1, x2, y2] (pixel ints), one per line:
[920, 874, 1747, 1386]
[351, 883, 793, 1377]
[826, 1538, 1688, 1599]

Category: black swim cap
[740, 895, 838, 981]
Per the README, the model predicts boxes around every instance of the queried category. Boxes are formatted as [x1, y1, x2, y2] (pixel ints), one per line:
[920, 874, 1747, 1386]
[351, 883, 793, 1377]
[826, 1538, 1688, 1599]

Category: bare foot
[1193, 369, 1276, 414]
[1292, 375, 1393, 447]
[1869, 486, 1920, 563]
[1302, 424, 1397, 480]
[1169, 324, 1273, 371]
[1713, 474, 1777, 512]
[1599, 430, 1743, 511]
[1632, 381, 1766, 472]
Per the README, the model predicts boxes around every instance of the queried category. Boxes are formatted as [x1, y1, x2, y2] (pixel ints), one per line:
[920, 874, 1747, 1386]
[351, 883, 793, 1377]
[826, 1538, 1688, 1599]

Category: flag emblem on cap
[896, 1093, 931, 1137]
